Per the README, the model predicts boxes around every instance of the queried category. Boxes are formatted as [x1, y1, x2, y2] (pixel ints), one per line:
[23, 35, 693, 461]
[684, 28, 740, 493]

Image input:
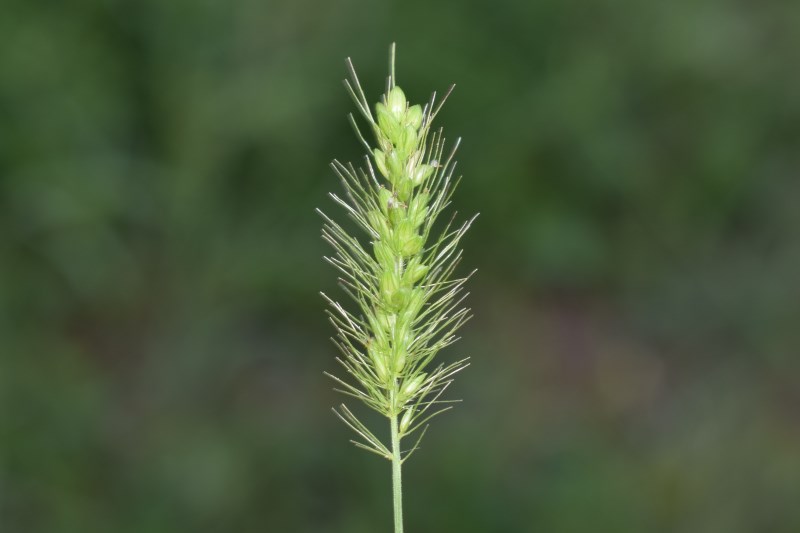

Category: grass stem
[391, 413, 404, 533]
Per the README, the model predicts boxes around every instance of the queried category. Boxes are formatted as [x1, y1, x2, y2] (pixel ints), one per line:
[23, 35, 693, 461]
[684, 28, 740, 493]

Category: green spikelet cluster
[366, 85, 432, 390]
[319, 44, 475, 532]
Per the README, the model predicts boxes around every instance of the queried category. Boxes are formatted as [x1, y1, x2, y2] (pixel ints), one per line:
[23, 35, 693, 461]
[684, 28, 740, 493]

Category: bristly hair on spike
[319, 43, 476, 533]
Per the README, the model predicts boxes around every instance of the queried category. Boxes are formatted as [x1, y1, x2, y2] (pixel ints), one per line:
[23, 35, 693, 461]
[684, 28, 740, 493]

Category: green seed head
[323, 44, 474, 469]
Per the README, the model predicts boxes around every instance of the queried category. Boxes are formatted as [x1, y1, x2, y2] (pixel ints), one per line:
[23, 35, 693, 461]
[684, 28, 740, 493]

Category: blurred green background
[2, 0, 799, 531]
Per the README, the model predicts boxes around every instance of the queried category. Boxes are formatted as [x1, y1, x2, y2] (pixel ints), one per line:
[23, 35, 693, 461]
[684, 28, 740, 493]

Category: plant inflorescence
[319, 43, 475, 533]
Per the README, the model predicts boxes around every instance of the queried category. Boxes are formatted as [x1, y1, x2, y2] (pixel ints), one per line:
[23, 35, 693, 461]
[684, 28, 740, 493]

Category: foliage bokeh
[1, 0, 799, 531]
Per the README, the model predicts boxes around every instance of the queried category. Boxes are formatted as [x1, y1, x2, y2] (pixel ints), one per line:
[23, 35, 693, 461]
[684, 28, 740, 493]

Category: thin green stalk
[390, 411, 403, 533]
